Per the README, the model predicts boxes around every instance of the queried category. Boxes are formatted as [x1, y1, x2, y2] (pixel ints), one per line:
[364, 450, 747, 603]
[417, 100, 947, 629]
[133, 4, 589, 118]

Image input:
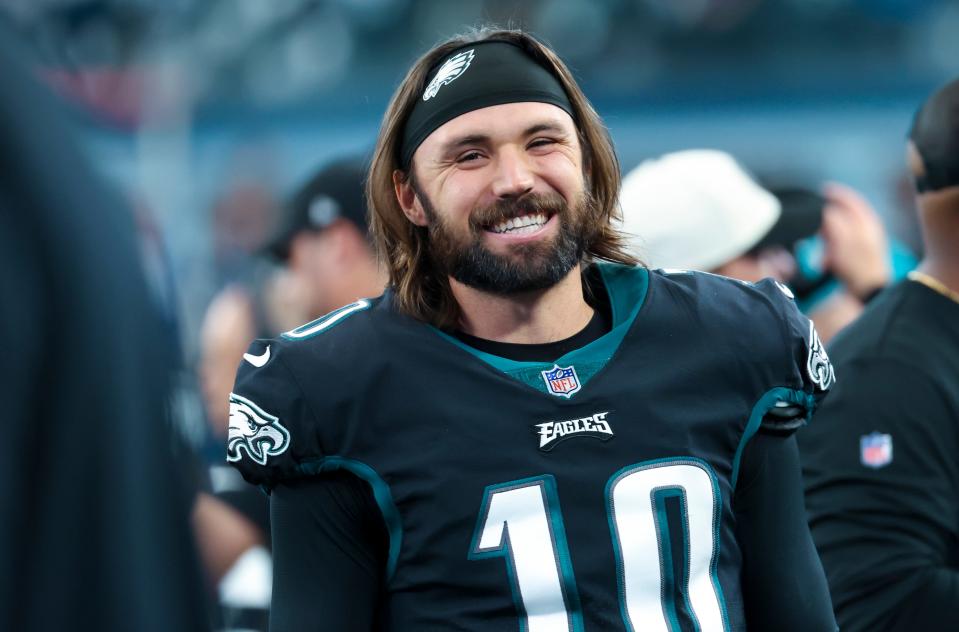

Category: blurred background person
[198, 153, 383, 460]
[770, 183, 917, 341]
[618, 149, 907, 342]
[619, 149, 791, 280]
[190, 163, 286, 632]
[0, 21, 208, 632]
[209, 173, 277, 290]
[261, 153, 386, 326]
[193, 153, 384, 630]
[798, 78, 959, 632]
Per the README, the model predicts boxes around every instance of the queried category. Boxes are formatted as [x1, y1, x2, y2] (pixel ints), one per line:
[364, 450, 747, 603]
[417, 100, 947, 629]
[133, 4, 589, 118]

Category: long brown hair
[366, 27, 638, 328]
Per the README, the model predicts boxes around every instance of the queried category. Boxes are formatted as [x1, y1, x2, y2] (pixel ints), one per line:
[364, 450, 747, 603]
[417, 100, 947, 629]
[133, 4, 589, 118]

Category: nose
[490, 146, 535, 199]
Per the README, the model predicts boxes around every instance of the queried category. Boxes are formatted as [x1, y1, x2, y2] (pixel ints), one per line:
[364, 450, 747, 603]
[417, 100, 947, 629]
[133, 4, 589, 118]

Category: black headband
[909, 78, 959, 193]
[398, 40, 575, 169]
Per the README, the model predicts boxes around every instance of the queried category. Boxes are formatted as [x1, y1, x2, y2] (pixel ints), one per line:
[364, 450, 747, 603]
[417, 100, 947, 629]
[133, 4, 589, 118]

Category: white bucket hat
[618, 149, 781, 271]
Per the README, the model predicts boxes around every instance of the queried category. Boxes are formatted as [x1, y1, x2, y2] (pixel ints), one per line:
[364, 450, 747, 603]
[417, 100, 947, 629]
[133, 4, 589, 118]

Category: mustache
[468, 193, 568, 230]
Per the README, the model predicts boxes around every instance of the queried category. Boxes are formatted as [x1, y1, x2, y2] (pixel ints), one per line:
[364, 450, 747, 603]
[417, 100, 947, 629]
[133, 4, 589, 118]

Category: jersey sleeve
[270, 471, 387, 632]
[734, 433, 838, 631]
[751, 278, 835, 435]
[227, 338, 323, 489]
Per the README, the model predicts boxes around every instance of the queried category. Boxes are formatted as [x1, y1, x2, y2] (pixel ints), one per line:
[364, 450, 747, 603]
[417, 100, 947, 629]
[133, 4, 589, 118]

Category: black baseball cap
[909, 77, 959, 193]
[756, 185, 833, 300]
[263, 154, 370, 261]
[752, 186, 825, 252]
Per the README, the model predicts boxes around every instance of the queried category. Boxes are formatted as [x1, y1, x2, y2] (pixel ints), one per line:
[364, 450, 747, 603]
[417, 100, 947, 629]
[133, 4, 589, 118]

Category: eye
[528, 137, 559, 152]
[456, 150, 484, 163]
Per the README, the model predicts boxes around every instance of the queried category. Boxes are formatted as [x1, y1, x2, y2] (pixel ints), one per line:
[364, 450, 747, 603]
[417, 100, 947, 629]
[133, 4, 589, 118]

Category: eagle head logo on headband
[423, 49, 475, 101]
[400, 41, 574, 168]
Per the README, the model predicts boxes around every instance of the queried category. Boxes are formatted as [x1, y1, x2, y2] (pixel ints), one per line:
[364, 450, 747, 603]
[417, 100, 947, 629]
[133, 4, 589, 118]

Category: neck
[917, 256, 959, 296]
[450, 265, 594, 343]
[917, 191, 959, 294]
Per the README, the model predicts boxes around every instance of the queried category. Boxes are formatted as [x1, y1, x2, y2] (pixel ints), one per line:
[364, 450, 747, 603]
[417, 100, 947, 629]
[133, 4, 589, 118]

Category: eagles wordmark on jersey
[229, 264, 832, 631]
[534, 411, 614, 451]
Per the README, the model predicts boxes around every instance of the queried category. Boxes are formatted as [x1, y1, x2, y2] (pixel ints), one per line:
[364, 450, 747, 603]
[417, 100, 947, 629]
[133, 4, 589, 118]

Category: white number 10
[469, 460, 729, 632]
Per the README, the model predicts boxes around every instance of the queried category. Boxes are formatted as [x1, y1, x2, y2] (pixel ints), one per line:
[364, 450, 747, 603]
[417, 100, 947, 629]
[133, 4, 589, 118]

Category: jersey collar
[428, 263, 650, 399]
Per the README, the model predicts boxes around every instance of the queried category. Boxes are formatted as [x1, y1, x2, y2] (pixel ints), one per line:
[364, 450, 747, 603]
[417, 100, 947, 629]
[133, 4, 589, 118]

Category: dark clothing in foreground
[231, 266, 837, 631]
[0, 25, 208, 632]
[800, 279, 959, 632]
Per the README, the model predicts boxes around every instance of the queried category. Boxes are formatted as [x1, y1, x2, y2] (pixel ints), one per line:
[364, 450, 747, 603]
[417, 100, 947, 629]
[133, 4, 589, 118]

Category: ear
[906, 141, 926, 181]
[393, 169, 428, 227]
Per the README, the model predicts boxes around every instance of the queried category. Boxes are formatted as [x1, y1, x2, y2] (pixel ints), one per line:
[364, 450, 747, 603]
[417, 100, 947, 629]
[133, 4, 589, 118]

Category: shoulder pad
[750, 278, 835, 394]
[227, 337, 318, 488]
[226, 299, 377, 488]
[750, 278, 835, 434]
[655, 270, 835, 433]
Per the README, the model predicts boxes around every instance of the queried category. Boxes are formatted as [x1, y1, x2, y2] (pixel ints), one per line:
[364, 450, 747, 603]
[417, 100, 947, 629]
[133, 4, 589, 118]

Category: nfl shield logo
[541, 364, 581, 398]
[860, 432, 893, 469]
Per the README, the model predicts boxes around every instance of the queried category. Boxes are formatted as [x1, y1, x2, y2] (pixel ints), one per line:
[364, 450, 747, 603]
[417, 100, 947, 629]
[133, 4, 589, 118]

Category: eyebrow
[438, 120, 571, 156]
[440, 134, 491, 155]
[523, 121, 568, 136]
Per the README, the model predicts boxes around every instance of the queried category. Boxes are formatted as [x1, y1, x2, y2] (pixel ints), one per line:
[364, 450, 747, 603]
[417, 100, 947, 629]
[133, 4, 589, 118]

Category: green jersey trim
[294, 456, 402, 581]
[429, 264, 649, 398]
[732, 387, 817, 489]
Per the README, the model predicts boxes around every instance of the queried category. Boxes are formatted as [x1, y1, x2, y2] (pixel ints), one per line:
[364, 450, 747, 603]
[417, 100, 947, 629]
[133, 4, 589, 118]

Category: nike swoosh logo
[243, 345, 271, 368]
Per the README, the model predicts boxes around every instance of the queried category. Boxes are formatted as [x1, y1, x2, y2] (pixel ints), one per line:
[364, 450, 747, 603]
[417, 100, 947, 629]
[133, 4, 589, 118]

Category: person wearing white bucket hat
[620, 149, 894, 342]
[619, 149, 784, 277]
[619, 149, 828, 284]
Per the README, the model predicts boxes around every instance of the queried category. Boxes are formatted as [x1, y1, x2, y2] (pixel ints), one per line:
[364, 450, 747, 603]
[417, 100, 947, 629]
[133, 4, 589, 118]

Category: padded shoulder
[279, 298, 375, 342]
[651, 270, 792, 347]
[227, 298, 381, 488]
[651, 270, 834, 432]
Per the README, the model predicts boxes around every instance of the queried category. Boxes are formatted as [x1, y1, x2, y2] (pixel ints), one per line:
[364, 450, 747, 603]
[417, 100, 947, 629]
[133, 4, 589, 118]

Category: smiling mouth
[485, 212, 551, 235]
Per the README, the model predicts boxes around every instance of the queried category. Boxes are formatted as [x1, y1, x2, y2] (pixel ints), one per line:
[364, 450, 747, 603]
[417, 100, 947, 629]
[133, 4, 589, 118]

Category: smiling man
[228, 28, 838, 631]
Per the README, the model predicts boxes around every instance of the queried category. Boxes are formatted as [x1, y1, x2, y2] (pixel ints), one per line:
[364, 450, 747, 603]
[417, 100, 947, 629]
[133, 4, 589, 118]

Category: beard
[415, 184, 599, 295]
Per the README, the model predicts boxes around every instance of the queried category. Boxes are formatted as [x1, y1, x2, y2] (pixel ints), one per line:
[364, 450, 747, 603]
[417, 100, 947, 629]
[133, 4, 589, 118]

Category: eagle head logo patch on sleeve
[806, 321, 835, 392]
[227, 393, 291, 466]
[541, 364, 582, 398]
[423, 49, 475, 101]
[775, 281, 795, 300]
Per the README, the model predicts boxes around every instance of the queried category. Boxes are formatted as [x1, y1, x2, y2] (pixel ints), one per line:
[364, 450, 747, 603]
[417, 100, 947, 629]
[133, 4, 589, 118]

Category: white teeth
[489, 214, 549, 234]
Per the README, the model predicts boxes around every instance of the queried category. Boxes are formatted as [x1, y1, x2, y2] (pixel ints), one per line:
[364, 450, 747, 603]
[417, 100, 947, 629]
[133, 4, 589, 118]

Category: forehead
[415, 101, 577, 155]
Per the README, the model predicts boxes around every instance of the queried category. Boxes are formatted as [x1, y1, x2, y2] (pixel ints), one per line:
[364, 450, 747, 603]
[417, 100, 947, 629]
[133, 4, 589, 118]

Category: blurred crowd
[2, 2, 959, 632]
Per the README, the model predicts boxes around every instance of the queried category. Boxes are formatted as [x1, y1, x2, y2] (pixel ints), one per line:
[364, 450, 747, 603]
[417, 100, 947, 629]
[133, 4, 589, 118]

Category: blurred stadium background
[4, 1, 957, 629]
[6, 0, 957, 350]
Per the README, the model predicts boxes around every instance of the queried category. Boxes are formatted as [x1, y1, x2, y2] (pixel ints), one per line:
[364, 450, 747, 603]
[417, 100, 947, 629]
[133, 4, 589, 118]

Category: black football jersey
[228, 264, 832, 631]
